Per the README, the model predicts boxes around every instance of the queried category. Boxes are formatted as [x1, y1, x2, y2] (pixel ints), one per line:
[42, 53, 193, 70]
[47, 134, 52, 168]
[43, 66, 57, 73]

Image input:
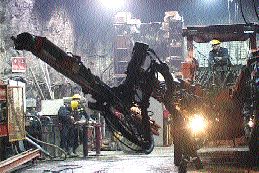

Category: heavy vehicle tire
[0, 138, 4, 161]
[172, 112, 185, 166]
[173, 131, 182, 166]
[249, 124, 259, 166]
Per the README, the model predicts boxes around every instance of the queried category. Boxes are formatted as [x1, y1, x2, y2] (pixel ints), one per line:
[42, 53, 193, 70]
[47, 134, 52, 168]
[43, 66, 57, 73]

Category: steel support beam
[0, 149, 41, 173]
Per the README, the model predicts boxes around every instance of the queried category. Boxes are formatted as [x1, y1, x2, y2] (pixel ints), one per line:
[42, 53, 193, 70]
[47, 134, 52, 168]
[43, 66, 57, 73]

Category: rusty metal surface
[0, 149, 41, 173]
[182, 23, 259, 43]
[7, 86, 26, 142]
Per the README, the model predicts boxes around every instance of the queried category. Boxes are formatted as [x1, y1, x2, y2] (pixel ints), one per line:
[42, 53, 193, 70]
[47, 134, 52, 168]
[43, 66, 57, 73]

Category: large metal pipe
[95, 123, 102, 155]
[82, 124, 88, 157]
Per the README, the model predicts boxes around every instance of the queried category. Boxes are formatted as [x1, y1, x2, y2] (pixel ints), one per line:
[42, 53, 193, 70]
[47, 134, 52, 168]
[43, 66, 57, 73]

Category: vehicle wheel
[173, 132, 182, 166]
[249, 124, 259, 166]
[0, 138, 4, 161]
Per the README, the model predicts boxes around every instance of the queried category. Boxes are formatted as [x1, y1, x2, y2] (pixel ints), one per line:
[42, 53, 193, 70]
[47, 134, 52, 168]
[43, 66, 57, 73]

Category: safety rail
[25, 115, 102, 157]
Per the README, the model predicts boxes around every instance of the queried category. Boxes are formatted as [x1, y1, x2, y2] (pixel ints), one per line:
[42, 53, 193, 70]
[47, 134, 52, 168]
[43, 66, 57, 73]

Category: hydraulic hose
[25, 115, 67, 160]
[25, 137, 52, 158]
[26, 133, 67, 161]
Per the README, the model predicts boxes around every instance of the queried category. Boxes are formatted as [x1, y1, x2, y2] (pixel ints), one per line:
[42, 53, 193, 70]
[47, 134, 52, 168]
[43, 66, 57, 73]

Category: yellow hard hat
[70, 100, 79, 110]
[210, 39, 221, 45]
[72, 94, 81, 100]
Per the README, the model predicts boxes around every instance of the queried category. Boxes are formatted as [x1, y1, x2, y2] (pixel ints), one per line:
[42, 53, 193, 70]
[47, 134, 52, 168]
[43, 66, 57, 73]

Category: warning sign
[11, 57, 26, 73]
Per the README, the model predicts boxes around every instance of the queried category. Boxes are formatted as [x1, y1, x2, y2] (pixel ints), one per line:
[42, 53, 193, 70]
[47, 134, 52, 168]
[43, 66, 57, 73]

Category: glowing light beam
[99, 0, 124, 9]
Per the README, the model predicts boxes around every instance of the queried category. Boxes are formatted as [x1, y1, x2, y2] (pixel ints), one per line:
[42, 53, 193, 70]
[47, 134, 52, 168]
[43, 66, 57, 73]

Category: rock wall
[0, 0, 75, 98]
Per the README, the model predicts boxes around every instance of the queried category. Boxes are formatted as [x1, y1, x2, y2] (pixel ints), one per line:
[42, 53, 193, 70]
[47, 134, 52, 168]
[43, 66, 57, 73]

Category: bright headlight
[248, 119, 254, 128]
[188, 114, 207, 133]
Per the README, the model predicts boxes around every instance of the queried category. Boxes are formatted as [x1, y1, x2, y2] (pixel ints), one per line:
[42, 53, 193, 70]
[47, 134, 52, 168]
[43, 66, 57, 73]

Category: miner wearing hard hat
[208, 39, 231, 69]
[58, 94, 89, 157]
[58, 103, 74, 156]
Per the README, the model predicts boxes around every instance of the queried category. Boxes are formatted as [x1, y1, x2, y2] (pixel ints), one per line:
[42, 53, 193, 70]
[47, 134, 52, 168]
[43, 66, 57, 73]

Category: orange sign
[12, 57, 26, 73]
